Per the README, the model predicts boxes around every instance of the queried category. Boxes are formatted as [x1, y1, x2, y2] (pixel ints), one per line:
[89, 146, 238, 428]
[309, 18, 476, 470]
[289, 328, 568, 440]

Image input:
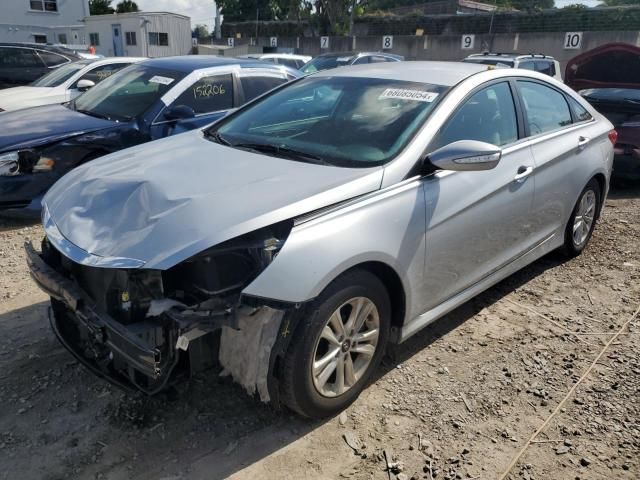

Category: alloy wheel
[311, 297, 380, 398]
[573, 189, 596, 247]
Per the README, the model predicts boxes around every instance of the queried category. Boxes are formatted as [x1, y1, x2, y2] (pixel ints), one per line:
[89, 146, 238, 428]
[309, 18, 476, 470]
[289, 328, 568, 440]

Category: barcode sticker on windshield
[149, 75, 175, 85]
[379, 89, 439, 103]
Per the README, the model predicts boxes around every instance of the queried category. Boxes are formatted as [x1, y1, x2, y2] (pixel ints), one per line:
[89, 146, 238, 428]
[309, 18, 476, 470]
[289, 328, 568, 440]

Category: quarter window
[433, 82, 518, 149]
[125, 32, 137, 46]
[568, 97, 593, 123]
[240, 74, 288, 102]
[37, 50, 68, 67]
[171, 74, 234, 114]
[517, 81, 572, 136]
[89, 33, 100, 46]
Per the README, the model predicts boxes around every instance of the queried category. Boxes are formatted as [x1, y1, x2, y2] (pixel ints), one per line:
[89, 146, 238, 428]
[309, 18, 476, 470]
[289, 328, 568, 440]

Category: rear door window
[432, 81, 518, 149]
[517, 81, 572, 135]
[0, 48, 43, 67]
[172, 73, 234, 114]
[240, 73, 288, 102]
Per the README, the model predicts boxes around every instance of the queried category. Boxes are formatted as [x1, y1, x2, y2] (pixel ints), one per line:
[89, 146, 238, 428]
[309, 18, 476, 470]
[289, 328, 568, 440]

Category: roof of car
[0, 42, 81, 57]
[140, 55, 293, 73]
[465, 52, 556, 61]
[313, 61, 487, 86]
[314, 51, 402, 59]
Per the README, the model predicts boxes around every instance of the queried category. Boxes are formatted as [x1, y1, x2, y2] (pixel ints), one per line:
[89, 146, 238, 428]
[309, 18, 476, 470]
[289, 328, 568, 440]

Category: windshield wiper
[232, 142, 331, 165]
[75, 108, 111, 121]
[204, 130, 231, 146]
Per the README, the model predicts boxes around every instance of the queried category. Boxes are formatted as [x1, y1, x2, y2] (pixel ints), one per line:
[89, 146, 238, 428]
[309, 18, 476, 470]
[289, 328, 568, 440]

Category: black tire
[563, 178, 601, 257]
[280, 269, 391, 419]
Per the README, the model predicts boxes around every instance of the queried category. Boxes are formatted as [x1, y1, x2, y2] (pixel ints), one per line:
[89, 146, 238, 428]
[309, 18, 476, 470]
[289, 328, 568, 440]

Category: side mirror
[164, 105, 196, 121]
[425, 140, 502, 172]
[76, 79, 96, 91]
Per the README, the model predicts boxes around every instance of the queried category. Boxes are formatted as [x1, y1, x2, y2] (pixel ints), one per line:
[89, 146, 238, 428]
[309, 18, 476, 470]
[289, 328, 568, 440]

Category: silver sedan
[27, 61, 615, 418]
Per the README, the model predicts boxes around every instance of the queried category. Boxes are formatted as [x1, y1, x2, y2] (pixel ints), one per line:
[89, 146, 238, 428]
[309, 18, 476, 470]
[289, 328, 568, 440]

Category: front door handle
[514, 165, 534, 183]
[578, 136, 590, 150]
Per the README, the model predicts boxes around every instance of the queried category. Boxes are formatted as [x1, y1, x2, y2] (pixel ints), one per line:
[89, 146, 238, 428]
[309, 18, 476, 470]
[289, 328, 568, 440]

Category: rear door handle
[514, 166, 534, 183]
[578, 136, 590, 150]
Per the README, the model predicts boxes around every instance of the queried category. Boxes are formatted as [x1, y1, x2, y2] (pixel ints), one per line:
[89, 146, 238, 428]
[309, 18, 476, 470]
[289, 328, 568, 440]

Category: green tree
[116, 0, 139, 13]
[193, 24, 210, 38]
[89, 0, 114, 15]
[599, 0, 640, 4]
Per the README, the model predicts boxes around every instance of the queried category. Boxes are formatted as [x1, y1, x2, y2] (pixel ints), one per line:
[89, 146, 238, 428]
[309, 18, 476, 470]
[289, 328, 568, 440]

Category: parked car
[26, 61, 614, 418]
[0, 57, 144, 112]
[463, 53, 562, 82]
[300, 51, 403, 74]
[0, 56, 300, 215]
[0, 43, 81, 89]
[238, 53, 312, 69]
[565, 42, 640, 183]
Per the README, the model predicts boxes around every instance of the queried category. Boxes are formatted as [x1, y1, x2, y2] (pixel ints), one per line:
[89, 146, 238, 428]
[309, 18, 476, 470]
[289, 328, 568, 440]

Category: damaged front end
[25, 219, 296, 396]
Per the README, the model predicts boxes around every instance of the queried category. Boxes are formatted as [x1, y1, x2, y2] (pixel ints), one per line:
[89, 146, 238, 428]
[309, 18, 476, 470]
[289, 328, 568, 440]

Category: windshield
[208, 76, 447, 167]
[300, 55, 354, 74]
[31, 60, 94, 87]
[73, 64, 185, 121]
[463, 58, 515, 68]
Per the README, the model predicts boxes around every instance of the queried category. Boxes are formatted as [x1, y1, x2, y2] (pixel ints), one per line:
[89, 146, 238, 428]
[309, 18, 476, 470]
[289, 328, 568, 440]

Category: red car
[566, 43, 640, 183]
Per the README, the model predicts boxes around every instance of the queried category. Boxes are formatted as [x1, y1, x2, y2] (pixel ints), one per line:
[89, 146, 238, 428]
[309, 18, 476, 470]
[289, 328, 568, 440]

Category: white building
[84, 12, 192, 58]
[0, 0, 89, 45]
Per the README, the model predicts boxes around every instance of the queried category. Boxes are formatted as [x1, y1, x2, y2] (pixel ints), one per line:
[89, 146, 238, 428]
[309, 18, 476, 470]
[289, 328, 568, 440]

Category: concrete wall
[0, 0, 89, 44]
[84, 12, 192, 58]
[212, 30, 640, 72]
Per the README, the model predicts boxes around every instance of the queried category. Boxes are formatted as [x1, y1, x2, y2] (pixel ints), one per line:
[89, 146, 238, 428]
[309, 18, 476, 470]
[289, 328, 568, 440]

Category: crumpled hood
[44, 130, 383, 269]
[0, 86, 62, 112]
[0, 104, 115, 152]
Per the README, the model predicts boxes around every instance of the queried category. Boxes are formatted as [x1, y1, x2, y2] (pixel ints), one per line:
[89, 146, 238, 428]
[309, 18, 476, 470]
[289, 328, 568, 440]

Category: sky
[134, 0, 603, 32]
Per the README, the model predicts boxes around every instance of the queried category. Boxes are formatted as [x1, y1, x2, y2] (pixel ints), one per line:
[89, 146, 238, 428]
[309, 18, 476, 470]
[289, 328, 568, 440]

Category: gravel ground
[0, 186, 638, 480]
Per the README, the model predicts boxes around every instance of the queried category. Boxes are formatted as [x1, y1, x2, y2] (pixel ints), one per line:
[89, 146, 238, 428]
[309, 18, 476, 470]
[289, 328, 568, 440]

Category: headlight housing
[0, 150, 54, 176]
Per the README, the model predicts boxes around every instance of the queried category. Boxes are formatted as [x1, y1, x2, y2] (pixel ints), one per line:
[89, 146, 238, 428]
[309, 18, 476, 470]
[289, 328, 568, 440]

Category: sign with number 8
[382, 35, 393, 50]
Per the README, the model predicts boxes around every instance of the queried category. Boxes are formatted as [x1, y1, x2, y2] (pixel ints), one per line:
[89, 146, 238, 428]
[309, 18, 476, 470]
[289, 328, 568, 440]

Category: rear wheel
[563, 179, 600, 257]
[280, 270, 390, 418]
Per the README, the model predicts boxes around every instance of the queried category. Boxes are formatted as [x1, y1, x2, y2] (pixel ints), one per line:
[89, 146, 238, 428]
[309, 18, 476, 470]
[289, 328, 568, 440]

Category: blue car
[0, 56, 301, 216]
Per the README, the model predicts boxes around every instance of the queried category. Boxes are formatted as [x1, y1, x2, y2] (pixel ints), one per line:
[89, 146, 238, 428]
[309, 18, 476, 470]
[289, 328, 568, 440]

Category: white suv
[463, 53, 562, 82]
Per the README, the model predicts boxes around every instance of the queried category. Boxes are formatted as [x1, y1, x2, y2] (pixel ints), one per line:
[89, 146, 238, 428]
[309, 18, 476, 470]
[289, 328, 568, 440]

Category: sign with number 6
[382, 35, 393, 50]
[270, 37, 278, 47]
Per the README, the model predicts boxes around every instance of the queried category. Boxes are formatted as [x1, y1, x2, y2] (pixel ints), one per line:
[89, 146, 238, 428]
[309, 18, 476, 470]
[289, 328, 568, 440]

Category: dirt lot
[0, 186, 638, 480]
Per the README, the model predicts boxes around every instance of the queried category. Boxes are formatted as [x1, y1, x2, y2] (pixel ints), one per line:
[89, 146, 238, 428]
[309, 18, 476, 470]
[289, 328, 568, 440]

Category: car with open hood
[0, 56, 144, 112]
[566, 42, 640, 183]
[0, 56, 300, 215]
[26, 61, 614, 418]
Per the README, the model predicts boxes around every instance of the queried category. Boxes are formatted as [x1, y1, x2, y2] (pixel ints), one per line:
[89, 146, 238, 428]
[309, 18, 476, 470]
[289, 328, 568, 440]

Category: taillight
[608, 130, 618, 145]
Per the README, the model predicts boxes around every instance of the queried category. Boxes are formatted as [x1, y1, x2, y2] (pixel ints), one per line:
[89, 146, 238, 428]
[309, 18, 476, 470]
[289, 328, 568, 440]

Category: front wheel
[280, 270, 391, 418]
[563, 178, 600, 257]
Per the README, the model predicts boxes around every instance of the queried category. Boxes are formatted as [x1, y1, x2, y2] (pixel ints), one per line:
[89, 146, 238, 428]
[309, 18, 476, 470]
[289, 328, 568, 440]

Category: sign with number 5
[461, 35, 475, 49]
[382, 35, 393, 50]
[227, 37, 234, 47]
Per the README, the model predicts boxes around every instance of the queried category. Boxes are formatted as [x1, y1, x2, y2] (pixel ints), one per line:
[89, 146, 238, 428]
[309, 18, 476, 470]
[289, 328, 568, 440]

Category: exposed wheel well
[342, 262, 406, 331]
[592, 173, 606, 217]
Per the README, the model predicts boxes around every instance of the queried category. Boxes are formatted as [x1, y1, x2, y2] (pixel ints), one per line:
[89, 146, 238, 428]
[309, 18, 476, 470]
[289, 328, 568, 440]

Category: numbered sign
[564, 32, 583, 50]
[270, 37, 277, 47]
[320, 36, 329, 49]
[227, 37, 234, 47]
[382, 35, 393, 50]
[461, 34, 475, 50]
